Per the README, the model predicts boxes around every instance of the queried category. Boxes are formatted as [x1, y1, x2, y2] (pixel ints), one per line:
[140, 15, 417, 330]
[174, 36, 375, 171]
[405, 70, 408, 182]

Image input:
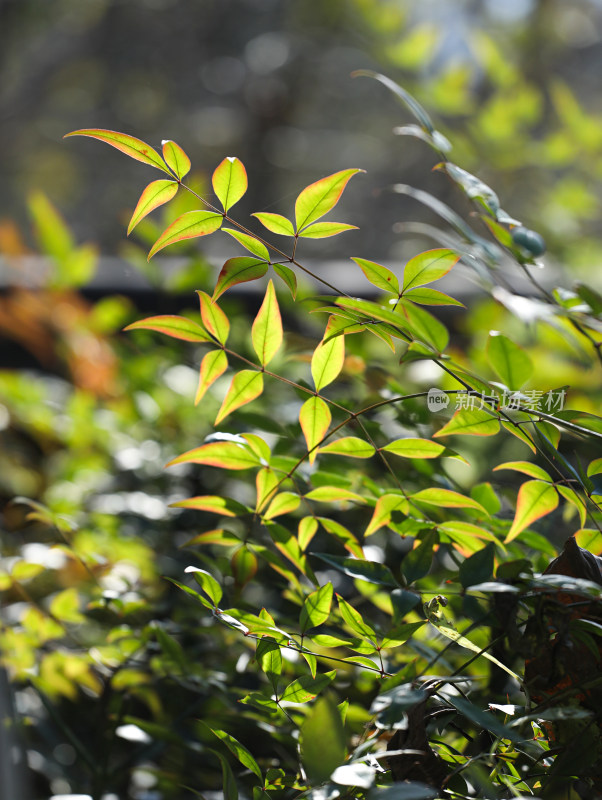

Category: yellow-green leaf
[295, 169, 363, 231]
[223, 228, 270, 260]
[124, 315, 211, 342]
[64, 128, 170, 174]
[170, 495, 247, 516]
[402, 248, 460, 290]
[161, 139, 191, 179]
[213, 257, 269, 301]
[148, 210, 222, 259]
[298, 222, 358, 238]
[252, 279, 283, 366]
[434, 409, 500, 437]
[501, 421, 537, 453]
[382, 438, 445, 459]
[557, 485, 587, 528]
[252, 212, 295, 236]
[197, 291, 230, 344]
[214, 370, 264, 425]
[298, 517, 319, 550]
[50, 588, 85, 624]
[195, 349, 228, 405]
[318, 437, 375, 459]
[493, 461, 552, 481]
[264, 492, 301, 520]
[212, 156, 247, 211]
[487, 332, 533, 390]
[587, 458, 602, 477]
[351, 257, 400, 294]
[403, 287, 464, 306]
[166, 441, 261, 470]
[273, 263, 297, 299]
[505, 480, 559, 543]
[411, 488, 488, 515]
[365, 494, 409, 537]
[127, 180, 179, 235]
[299, 396, 331, 463]
[305, 486, 366, 504]
[312, 317, 345, 391]
[256, 467, 279, 512]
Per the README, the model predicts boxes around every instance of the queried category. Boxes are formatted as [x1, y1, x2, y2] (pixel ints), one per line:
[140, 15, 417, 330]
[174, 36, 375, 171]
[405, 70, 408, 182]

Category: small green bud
[511, 226, 546, 257]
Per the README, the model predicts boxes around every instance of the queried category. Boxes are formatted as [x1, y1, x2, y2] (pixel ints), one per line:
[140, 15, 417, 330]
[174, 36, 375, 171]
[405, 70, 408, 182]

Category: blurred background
[2, 1, 602, 797]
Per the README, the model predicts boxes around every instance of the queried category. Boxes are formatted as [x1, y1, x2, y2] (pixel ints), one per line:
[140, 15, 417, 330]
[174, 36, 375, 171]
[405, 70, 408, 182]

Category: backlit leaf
[501, 420, 536, 452]
[336, 595, 377, 640]
[314, 553, 397, 587]
[493, 461, 552, 481]
[438, 521, 499, 547]
[411, 488, 488, 514]
[434, 409, 500, 437]
[148, 210, 222, 259]
[124, 315, 211, 342]
[305, 486, 365, 504]
[263, 492, 300, 520]
[398, 300, 449, 352]
[252, 212, 295, 236]
[203, 724, 262, 780]
[255, 468, 279, 512]
[505, 480, 559, 543]
[312, 317, 345, 391]
[127, 180, 179, 235]
[223, 228, 270, 260]
[382, 438, 445, 459]
[252, 280, 283, 366]
[256, 638, 282, 691]
[295, 169, 363, 231]
[170, 495, 247, 517]
[64, 128, 170, 173]
[365, 494, 410, 537]
[184, 566, 222, 606]
[318, 517, 364, 559]
[213, 257, 269, 301]
[195, 349, 228, 405]
[161, 139, 191, 179]
[166, 441, 261, 470]
[280, 670, 336, 703]
[197, 291, 230, 344]
[273, 263, 297, 298]
[212, 156, 248, 211]
[215, 370, 264, 425]
[335, 297, 412, 339]
[318, 437, 375, 459]
[301, 694, 345, 783]
[300, 582, 334, 633]
[351, 70, 436, 133]
[299, 222, 358, 238]
[403, 286, 464, 306]
[587, 457, 602, 477]
[352, 257, 400, 294]
[299, 396, 331, 463]
[487, 332, 533, 389]
[298, 517, 319, 551]
[402, 249, 460, 291]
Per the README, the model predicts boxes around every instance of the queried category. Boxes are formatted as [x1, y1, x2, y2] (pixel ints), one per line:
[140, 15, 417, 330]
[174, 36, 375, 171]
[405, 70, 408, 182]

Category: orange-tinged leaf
[299, 396, 331, 463]
[298, 222, 358, 239]
[273, 263, 297, 298]
[197, 291, 230, 344]
[557, 485, 587, 528]
[295, 169, 364, 232]
[352, 257, 400, 294]
[170, 495, 246, 516]
[148, 210, 222, 259]
[312, 317, 345, 391]
[252, 212, 295, 236]
[382, 438, 445, 459]
[365, 494, 409, 537]
[195, 349, 228, 405]
[212, 156, 247, 211]
[64, 128, 170, 174]
[166, 441, 261, 470]
[505, 480, 559, 543]
[402, 249, 460, 291]
[305, 487, 366, 504]
[124, 315, 211, 342]
[318, 437, 375, 459]
[298, 517, 319, 550]
[434, 409, 500, 438]
[438, 521, 499, 547]
[411, 488, 489, 515]
[501, 420, 536, 453]
[252, 279, 283, 366]
[214, 370, 264, 425]
[223, 228, 270, 260]
[161, 139, 191, 179]
[256, 468, 279, 512]
[213, 257, 269, 301]
[493, 461, 552, 481]
[264, 492, 301, 520]
[127, 180, 179, 235]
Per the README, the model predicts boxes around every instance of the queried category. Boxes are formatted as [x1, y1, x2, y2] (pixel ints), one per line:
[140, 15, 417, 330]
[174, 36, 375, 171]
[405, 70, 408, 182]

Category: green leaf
[312, 317, 345, 390]
[298, 222, 358, 238]
[195, 349, 228, 405]
[223, 228, 270, 260]
[272, 263, 297, 298]
[252, 212, 295, 236]
[252, 280, 283, 366]
[256, 638, 282, 692]
[64, 128, 170, 173]
[300, 582, 334, 633]
[336, 595, 377, 640]
[215, 370, 264, 425]
[335, 297, 412, 339]
[493, 461, 552, 481]
[161, 139, 191, 179]
[263, 492, 300, 520]
[314, 553, 397, 587]
[401, 286, 464, 307]
[127, 179, 179, 235]
[411, 488, 488, 514]
[295, 169, 363, 231]
[166, 441, 261, 470]
[351, 70, 436, 133]
[352, 257, 400, 294]
[318, 517, 364, 559]
[434, 409, 500, 438]
[148, 210, 222, 259]
[505, 480, 559, 543]
[402, 532, 437, 584]
[184, 566, 222, 606]
[210, 749, 238, 800]
[50, 588, 84, 623]
[446, 696, 521, 743]
[202, 724, 262, 781]
[298, 517, 319, 551]
[124, 315, 211, 342]
[587, 457, 602, 477]
[398, 300, 449, 352]
[365, 494, 409, 537]
[299, 396, 331, 463]
[382, 438, 445, 459]
[280, 670, 336, 703]
[487, 332, 533, 389]
[438, 521, 499, 549]
[402, 249, 460, 291]
[305, 486, 365, 504]
[197, 290, 230, 344]
[318, 437, 375, 459]
[212, 156, 248, 211]
[301, 694, 346, 783]
[459, 543, 495, 588]
[213, 257, 269, 301]
[170, 495, 247, 517]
